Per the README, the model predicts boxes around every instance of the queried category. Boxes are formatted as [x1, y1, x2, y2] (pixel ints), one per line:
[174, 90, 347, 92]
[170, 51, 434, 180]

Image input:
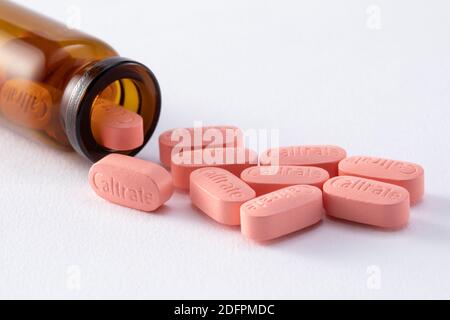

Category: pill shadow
[189, 204, 241, 232]
[252, 220, 324, 247]
[152, 204, 172, 215]
[254, 214, 406, 251]
[175, 188, 190, 195]
[88, 192, 172, 217]
[270, 219, 407, 261]
[412, 194, 450, 214]
[324, 214, 410, 232]
[273, 194, 450, 258]
[403, 194, 450, 245]
[318, 194, 450, 236]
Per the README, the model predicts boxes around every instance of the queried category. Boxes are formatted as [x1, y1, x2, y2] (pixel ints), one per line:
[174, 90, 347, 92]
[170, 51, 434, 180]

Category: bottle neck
[61, 57, 161, 162]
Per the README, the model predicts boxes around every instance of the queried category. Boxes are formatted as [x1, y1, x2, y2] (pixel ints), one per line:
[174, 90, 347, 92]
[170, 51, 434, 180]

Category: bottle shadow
[0, 118, 89, 169]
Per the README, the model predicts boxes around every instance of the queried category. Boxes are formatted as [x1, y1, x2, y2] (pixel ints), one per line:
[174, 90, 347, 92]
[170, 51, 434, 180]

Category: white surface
[1, 0, 450, 299]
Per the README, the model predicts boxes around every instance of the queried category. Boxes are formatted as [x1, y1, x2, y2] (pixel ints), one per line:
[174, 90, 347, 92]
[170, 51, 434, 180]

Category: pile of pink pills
[88, 125, 425, 242]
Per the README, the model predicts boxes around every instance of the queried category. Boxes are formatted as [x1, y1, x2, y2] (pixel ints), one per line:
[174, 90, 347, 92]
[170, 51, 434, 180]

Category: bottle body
[0, 1, 161, 161]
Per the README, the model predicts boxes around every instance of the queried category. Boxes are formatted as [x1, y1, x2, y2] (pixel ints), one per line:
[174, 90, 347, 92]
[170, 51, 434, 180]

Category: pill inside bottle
[79, 75, 158, 160]
[91, 94, 144, 151]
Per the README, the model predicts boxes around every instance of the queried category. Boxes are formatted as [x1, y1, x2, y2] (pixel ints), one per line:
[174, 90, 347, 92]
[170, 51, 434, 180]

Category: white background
[1, 0, 449, 299]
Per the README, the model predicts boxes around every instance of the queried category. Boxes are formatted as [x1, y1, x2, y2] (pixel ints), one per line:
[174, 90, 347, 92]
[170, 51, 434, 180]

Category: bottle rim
[62, 57, 161, 162]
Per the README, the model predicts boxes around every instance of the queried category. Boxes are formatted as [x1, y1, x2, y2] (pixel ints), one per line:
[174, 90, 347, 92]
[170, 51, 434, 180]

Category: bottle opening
[91, 79, 144, 152]
[96, 79, 141, 112]
[62, 57, 161, 162]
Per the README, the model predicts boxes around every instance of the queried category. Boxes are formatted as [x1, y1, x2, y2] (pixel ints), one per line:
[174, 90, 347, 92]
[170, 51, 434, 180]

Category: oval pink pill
[241, 185, 323, 241]
[323, 176, 410, 229]
[0, 70, 5, 89]
[91, 99, 144, 151]
[241, 166, 330, 196]
[260, 145, 347, 177]
[338, 156, 425, 205]
[159, 126, 242, 168]
[89, 154, 174, 212]
[190, 167, 256, 226]
[171, 147, 258, 190]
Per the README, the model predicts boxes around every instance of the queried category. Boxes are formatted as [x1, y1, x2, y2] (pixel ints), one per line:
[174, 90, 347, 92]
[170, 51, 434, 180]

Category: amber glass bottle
[0, 1, 161, 162]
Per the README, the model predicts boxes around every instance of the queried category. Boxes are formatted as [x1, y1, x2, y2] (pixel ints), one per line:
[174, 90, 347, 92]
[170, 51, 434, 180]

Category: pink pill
[323, 176, 410, 229]
[190, 167, 256, 226]
[260, 145, 347, 177]
[89, 154, 174, 212]
[0, 70, 5, 89]
[91, 100, 144, 151]
[171, 147, 258, 190]
[159, 126, 242, 168]
[338, 156, 424, 205]
[241, 185, 324, 241]
[241, 166, 330, 196]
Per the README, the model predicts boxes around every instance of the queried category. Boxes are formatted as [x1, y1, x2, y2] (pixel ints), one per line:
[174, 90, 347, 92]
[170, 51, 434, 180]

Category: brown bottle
[0, 1, 161, 162]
